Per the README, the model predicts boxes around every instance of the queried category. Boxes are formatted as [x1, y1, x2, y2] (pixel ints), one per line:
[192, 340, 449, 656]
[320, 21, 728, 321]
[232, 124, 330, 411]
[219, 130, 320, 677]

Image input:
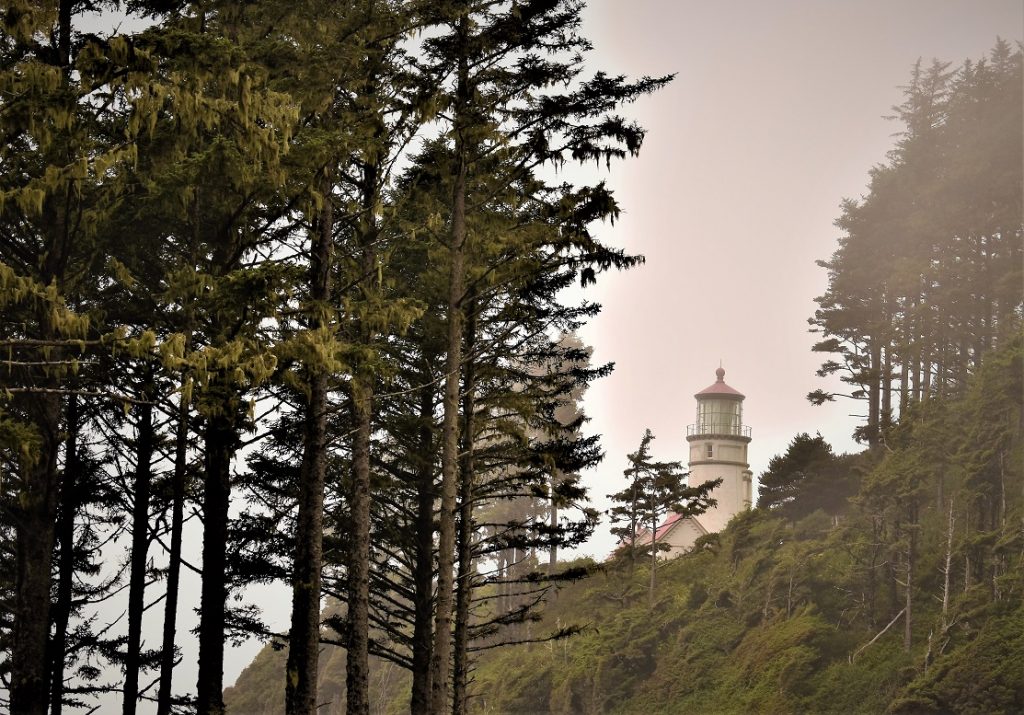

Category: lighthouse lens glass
[697, 399, 742, 435]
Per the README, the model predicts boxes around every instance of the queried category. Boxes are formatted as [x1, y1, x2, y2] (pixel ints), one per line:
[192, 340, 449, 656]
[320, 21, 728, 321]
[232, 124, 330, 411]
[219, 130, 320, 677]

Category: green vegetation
[607, 427, 718, 604]
[0, 2, 664, 713]
[467, 337, 1023, 714]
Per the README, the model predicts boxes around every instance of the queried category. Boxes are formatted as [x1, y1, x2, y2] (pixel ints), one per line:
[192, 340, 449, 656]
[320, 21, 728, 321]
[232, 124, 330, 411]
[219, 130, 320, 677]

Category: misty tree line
[803, 40, 1023, 666]
[0, 2, 668, 714]
[809, 39, 1022, 447]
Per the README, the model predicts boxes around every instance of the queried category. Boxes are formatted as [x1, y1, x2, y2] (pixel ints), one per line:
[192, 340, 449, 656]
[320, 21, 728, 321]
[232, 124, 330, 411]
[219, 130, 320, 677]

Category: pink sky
[568, 0, 1023, 559]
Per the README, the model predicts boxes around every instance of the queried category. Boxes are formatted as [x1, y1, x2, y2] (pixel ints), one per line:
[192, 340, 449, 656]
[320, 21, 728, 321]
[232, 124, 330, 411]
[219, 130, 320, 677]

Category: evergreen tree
[417, 3, 668, 707]
[810, 42, 1022, 445]
[609, 428, 718, 603]
[756, 433, 855, 521]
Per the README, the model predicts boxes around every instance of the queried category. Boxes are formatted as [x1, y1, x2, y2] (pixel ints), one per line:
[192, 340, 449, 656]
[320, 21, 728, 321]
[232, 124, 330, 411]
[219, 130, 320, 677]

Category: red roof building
[613, 366, 753, 559]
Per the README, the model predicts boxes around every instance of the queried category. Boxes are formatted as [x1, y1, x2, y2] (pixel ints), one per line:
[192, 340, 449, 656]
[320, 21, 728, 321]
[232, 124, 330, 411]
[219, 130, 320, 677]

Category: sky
[564, 0, 1024, 561]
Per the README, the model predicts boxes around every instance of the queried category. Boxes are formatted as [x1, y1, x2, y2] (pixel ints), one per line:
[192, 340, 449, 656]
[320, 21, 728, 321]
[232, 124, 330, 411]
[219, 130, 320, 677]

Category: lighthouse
[631, 366, 753, 558]
[686, 366, 753, 533]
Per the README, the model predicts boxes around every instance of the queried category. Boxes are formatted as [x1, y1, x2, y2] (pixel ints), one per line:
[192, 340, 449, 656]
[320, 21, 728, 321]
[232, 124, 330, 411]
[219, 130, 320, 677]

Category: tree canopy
[809, 40, 1022, 447]
[0, 2, 666, 714]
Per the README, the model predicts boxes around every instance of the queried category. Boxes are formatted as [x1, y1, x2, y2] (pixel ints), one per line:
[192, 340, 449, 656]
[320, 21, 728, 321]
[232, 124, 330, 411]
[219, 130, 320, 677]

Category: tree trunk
[347, 142, 381, 715]
[899, 337, 909, 417]
[936, 337, 947, 398]
[157, 209, 196, 714]
[452, 301, 478, 715]
[649, 515, 658, 608]
[881, 344, 892, 432]
[287, 194, 334, 715]
[48, 396, 80, 715]
[11, 8, 71, 706]
[942, 500, 954, 626]
[346, 378, 373, 715]
[904, 513, 915, 653]
[156, 378, 191, 715]
[12, 230, 68, 712]
[999, 451, 1006, 529]
[910, 307, 922, 402]
[867, 516, 879, 628]
[410, 376, 436, 714]
[963, 509, 971, 593]
[124, 396, 156, 715]
[549, 471, 559, 569]
[921, 343, 931, 400]
[196, 409, 236, 715]
[429, 16, 469, 714]
[956, 337, 968, 392]
[868, 341, 881, 447]
[10, 394, 61, 715]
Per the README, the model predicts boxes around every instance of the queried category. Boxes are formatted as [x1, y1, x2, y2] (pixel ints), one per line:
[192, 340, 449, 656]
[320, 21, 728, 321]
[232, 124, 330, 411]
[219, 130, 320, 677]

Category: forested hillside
[1, 0, 1019, 712]
[464, 336, 1022, 714]
[464, 40, 1024, 714]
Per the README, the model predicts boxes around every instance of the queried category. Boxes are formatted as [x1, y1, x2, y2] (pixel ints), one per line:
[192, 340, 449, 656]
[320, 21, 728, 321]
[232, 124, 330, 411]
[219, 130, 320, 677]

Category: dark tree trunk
[867, 341, 881, 447]
[956, 337, 969, 392]
[11, 6, 72, 709]
[429, 19, 469, 713]
[936, 338, 947, 398]
[156, 382, 190, 715]
[452, 301, 478, 715]
[410, 377, 437, 714]
[347, 144, 381, 715]
[881, 344, 892, 432]
[911, 294, 923, 402]
[124, 396, 156, 715]
[48, 396, 80, 715]
[196, 409, 236, 715]
[157, 197, 199, 715]
[899, 310, 910, 416]
[549, 472, 559, 569]
[346, 380, 373, 715]
[921, 344, 931, 401]
[10, 392, 61, 715]
[286, 186, 334, 715]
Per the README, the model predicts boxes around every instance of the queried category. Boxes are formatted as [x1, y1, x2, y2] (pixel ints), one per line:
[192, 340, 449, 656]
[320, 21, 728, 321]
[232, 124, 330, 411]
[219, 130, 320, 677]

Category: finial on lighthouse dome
[695, 365, 744, 399]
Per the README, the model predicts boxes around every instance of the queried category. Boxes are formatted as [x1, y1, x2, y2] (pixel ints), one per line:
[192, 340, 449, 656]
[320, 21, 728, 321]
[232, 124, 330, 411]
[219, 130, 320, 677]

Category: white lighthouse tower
[686, 366, 753, 533]
[631, 366, 753, 558]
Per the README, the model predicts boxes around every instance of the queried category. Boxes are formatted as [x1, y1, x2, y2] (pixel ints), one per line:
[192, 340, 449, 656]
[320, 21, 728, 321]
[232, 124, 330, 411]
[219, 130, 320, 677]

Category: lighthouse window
[706, 444, 714, 459]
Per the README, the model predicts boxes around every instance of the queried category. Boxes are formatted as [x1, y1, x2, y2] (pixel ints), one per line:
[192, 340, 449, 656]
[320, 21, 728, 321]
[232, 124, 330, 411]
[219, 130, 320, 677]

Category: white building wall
[660, 518, 707, 557]
[686, 436, 751, 534]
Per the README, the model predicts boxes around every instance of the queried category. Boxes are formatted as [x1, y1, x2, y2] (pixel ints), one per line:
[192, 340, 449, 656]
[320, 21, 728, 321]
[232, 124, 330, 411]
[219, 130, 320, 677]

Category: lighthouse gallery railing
[687, 422, 752, 438]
